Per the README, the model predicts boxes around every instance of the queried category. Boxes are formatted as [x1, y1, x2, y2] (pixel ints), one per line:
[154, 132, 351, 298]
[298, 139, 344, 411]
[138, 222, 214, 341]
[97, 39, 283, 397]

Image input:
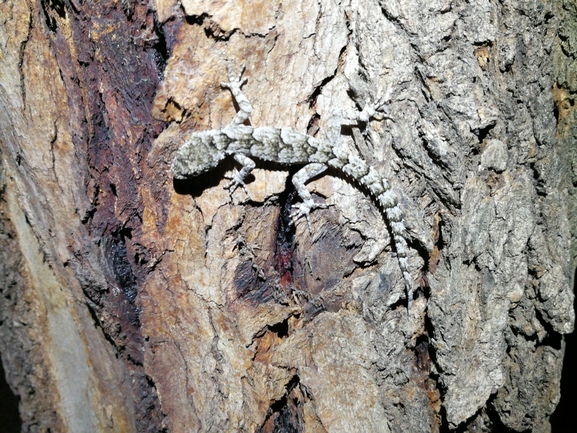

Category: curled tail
[329, 151, 413, 311]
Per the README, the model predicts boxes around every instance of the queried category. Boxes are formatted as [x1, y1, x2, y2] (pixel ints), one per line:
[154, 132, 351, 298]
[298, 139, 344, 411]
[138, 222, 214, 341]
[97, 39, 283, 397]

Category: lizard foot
[224, 170, 249, 195]
[291, 199, 327, 229]
[220, 63, 247, 94]
[356, 88, 395, 123]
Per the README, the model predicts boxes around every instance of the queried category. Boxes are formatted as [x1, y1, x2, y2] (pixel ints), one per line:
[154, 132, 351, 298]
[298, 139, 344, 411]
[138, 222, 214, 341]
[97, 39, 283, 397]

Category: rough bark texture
[0, 0, 575, 432]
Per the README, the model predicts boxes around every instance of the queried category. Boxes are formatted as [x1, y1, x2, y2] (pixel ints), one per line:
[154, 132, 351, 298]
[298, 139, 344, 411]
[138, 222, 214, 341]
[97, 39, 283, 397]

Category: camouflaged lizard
[171, 66, 414, 311]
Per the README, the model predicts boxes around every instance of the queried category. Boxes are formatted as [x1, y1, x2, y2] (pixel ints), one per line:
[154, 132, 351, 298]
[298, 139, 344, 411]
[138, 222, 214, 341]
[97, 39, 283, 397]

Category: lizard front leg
[221, 64, 253, 128]
[225, 153, 256, 194]
[291, 163, 328, 225]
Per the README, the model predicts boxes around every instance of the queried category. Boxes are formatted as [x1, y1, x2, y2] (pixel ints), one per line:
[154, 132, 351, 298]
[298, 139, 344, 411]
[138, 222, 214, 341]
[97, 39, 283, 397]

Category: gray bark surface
[0, 0, 575, 432]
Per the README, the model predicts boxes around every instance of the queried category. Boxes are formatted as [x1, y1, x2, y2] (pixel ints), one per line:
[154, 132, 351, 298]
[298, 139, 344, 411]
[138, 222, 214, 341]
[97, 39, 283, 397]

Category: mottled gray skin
[172, 67, 413, 310]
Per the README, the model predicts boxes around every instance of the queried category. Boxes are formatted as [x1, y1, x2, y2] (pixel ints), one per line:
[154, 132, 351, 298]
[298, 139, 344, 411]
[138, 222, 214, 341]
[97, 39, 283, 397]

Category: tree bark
[0, 0, 575, 432]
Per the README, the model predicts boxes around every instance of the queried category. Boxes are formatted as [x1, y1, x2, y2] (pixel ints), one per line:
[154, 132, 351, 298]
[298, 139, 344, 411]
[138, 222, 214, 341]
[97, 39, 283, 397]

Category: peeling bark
[0, 0, 575, 432]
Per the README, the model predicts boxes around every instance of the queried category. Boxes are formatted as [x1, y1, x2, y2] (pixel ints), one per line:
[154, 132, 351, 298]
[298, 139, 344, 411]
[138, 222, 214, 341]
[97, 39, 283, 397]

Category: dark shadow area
[172, 159, 235, 197]
[550, 267, 577, 432]
[0, 358, 21, 433]
[172, 158, 310, 198]
[256, 375, 304, 433]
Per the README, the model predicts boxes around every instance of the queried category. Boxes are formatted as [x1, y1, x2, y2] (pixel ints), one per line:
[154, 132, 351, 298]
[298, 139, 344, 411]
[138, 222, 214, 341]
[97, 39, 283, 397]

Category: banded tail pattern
[328, 150, 413, 311]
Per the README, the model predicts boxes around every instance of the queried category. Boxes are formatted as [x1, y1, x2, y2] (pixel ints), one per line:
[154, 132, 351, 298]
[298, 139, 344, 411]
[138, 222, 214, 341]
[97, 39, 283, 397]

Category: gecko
[171, 65, 414, 311]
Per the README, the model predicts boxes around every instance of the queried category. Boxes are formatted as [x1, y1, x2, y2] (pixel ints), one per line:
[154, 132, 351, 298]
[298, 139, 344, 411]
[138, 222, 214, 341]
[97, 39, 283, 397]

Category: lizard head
[171, 134, 226, 179]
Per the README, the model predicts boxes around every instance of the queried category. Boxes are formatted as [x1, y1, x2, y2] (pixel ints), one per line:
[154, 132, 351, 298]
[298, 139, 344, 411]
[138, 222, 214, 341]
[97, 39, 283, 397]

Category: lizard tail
[328, 153, 413, 311]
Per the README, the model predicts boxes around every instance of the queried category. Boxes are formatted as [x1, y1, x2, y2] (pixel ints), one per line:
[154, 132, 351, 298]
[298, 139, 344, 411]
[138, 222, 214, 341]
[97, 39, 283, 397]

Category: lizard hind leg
[291, 163, 329, 226]
[325, 110, 344, 147]
[221, 64, 253, 127]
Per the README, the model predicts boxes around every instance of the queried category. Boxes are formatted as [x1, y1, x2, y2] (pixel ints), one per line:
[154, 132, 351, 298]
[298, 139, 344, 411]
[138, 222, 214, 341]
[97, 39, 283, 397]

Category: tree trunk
[0, 0, 575, 432]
